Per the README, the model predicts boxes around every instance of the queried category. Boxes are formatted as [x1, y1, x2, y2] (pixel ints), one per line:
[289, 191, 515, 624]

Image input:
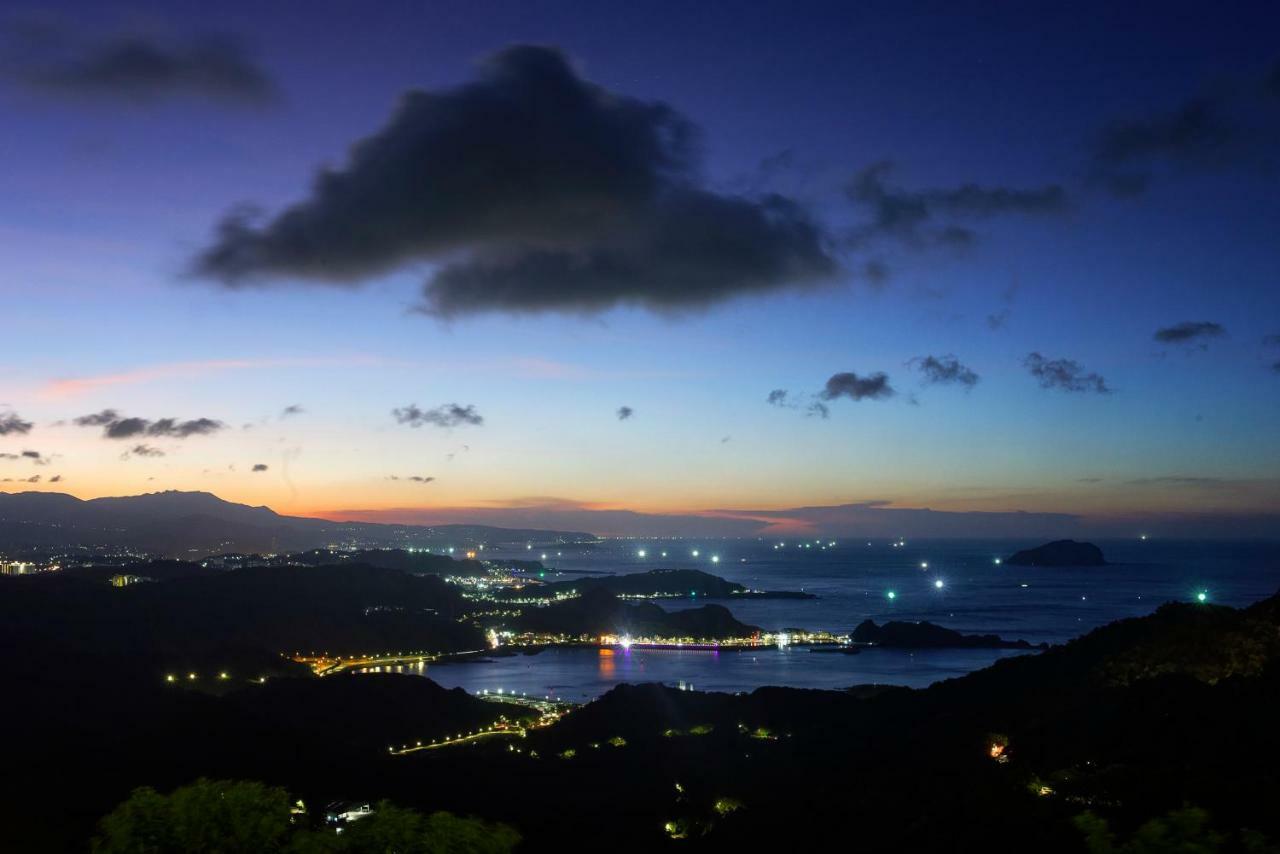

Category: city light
[1197, 591, 1208, 603]
[637, 549, 646, 558]
[920, 561, 929, 569]
[934, 579, 944, 589]
[691, 550, 699, 557]
[886, 590, 896, 600]
[711, 555, 720, 564]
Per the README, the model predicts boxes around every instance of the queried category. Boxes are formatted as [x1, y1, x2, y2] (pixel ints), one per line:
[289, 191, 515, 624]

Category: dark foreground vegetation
[3, 556, 1280, 851]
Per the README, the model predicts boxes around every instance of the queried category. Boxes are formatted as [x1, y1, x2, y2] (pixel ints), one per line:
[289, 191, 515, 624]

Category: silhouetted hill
[0, 489, 594, 556]
[0, 561, 485, 672]
[512, 587, 760, 639]
[534, 568, 814, 599]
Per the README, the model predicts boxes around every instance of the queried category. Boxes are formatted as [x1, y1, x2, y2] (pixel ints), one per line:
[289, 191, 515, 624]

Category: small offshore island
[1005, 539, 1107, 567]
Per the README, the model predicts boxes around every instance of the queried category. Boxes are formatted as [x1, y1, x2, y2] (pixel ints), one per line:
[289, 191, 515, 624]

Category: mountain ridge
[0, 489, 595, 556]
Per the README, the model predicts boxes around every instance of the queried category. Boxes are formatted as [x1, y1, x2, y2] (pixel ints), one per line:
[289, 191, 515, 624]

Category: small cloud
[1024, 352, 1111, 394]
[124, 444, 165, 459]
[387, 475, 436, 483]
[1154, 321, 1226, 344]
[911, 354, 979, 388]
[986, 280, 1019, 330]
[0, 410, 33, 436]
[49, 474, 63, 483]
[392, 403, 483, 429]
[806, 401, 830, 419]
[846, 160, 1067, 249]
[616, 406, 634, 421]
[280, 404, 305, 418]
[720, 435, 731, 444]
[8, 25, 277, 106]
[252, 463, 268, 472]
[766, 389, 789, 407]
[819, 371, 895, 402]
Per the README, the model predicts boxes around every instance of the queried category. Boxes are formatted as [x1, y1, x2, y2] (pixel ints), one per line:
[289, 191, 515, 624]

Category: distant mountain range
[0, 490, 595, 557]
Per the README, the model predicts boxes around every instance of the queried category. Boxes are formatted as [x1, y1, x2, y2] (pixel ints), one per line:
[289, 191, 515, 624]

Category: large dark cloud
[192, 45, 836, 316]
[1090, 61, 1280, 195]
[819, 371, 895, 402]
[392, 403, 484, 429]
[7, 24, 275, 105]
[1024, 353, 1111, 394]
[846, 161, 1067, 249]
[911, 355, 979, 388]
[73, 409, 225, 439]
[1154, 321, 1226, 344]
[0, 410, 33, 435]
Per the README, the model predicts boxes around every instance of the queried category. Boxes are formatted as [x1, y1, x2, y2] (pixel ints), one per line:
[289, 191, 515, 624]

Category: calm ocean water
[418, 538, 1280, 701]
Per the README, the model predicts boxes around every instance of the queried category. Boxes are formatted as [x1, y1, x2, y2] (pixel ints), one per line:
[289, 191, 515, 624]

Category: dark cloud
[1024, 352, 1111, 394]
[49, 474, 62, 483]
[846, 161, 1067, 249]
[806, 401, 830, 419]
[1126, 476, 1228, 488]
[986, 281, 1019, 331]
[1, 450, 46, 464]
[1090, 62, 1280, 195]
[392, 403, 484, 429]
[1154, 321, 1226, 344]
[389, 475, 436, 484]
[126, 445, 165, 459]
[280, 404, 305, 418]
[819, 371, 895, 402]
[911, 355, 979, 388]
[766, 389, 789, 407]
[0, 410, 33, 435]
[73, 410, 225, 439]
[616, 406, 634, 421]
[252, 463, 268, 472]
[8, 25, 275, 105]
[192, 45, 837, 316]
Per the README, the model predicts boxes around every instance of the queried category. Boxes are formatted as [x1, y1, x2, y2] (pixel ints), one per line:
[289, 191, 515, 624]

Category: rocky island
[1004, 539, 1107, 567]
[850, 619, 1045, 649]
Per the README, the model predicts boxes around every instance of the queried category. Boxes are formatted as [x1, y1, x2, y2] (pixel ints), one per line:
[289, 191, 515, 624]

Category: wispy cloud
[39, 356, 390, 399]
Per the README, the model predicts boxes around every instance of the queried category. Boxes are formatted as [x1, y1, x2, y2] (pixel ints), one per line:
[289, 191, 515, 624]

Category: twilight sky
[2, 0, 1279, 538]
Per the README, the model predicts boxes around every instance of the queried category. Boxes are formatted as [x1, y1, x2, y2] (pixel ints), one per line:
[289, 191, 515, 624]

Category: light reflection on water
[419, 644, 1031, 702]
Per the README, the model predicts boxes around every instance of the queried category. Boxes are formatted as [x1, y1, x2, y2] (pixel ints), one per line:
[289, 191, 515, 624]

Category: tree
[92, 780, 519, 854]
[94, 779, 293, 853]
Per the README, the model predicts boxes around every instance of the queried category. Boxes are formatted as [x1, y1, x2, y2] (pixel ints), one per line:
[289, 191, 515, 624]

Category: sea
[415, 537, 1280, 702]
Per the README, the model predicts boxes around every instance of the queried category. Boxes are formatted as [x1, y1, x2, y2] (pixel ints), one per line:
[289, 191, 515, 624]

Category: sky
[1, 0, 1278, 538]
